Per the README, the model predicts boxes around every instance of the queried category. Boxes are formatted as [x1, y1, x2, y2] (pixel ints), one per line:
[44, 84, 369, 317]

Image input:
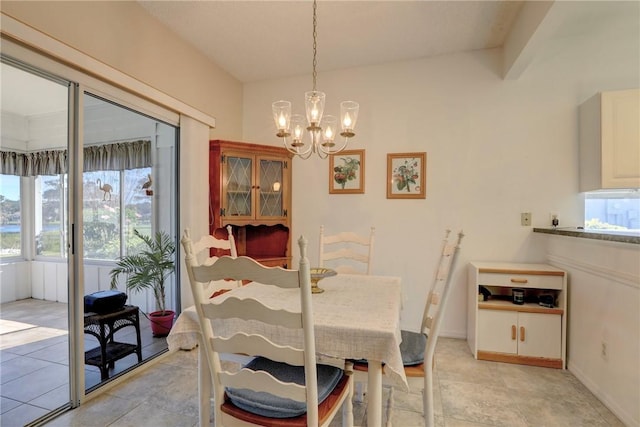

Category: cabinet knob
[511, 325, 516, 340]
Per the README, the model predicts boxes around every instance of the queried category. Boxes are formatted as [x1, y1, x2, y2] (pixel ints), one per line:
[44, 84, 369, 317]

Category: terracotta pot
[149, 310, 175, 337]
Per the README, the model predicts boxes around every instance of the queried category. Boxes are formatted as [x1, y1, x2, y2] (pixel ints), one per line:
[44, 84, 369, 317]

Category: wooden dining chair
[353, 229, 464, 427]
[182, 235, 354, 427]
[182, 226, 240, 297]
[318, 225, 375, 275]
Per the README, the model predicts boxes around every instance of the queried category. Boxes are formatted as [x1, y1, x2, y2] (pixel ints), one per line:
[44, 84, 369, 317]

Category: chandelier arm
[282, 137, 313, 158]
[315, 149, 330, 160]
[317, 137, 349, 156]
[295, 146, 315, 160]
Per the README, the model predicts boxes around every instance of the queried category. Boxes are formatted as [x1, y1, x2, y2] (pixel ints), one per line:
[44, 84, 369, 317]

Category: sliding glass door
[81, 92, 178, 391]
[0, 60, 72, 427]
[0, 57, 179, 426]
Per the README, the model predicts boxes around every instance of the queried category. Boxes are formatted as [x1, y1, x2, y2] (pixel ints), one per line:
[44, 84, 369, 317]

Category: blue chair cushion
[352, 330, 427, 367]
[399, 330, 427, 366]
[225, 357, 343, 418]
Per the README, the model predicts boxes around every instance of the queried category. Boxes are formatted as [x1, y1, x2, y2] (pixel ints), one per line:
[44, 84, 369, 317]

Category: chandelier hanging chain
[271, 0, 359, 159]
[312, 0, 318, 92]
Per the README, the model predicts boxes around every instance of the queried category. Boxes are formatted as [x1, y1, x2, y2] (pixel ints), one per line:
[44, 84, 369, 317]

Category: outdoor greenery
[0, 195, 20, 225]
[1, 169, 152, 259]
[585, 218, 628, 230]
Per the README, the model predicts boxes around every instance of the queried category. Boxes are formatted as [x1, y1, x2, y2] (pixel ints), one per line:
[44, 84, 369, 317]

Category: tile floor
[24, 337, 624, 427]
[0, 299, 169, 427]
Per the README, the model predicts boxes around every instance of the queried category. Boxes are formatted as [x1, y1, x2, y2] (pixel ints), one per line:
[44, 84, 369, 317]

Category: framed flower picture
[329, 149, 365, 194]
[387, 152, 426, 199]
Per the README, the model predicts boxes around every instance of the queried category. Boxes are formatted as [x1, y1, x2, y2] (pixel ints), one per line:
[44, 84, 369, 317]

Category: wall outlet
[521, 212, 531, 226]
[550, 213, 559, 227]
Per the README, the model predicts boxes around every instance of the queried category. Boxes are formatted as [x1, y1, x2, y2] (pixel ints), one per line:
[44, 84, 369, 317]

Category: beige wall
[243, 11, 640, 425]
[1, 0, 243, 140]
[543, 236, 639, 427]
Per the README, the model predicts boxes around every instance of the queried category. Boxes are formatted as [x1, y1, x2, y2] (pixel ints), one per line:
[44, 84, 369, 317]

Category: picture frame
[329, 149, 365, 194]
[386, 152, 427, 199]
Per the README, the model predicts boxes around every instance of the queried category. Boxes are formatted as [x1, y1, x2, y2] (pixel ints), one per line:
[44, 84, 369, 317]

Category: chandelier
[272, 0, 359, 159]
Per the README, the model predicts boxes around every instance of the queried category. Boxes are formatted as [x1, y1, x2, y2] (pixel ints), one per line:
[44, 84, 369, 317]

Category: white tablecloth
[167, 273, 408, 391]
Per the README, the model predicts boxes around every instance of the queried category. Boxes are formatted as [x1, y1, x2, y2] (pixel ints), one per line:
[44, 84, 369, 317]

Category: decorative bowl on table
[309, 268, 337, 294]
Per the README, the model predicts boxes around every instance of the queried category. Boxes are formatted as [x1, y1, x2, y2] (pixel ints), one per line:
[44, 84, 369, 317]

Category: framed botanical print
[387, 152, 426, 199]
[329, 149, 365, 194]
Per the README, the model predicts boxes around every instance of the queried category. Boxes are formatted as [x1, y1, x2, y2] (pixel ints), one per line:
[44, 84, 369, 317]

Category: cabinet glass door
[223, 155, 253, 217]
[258, 158, 285, 218]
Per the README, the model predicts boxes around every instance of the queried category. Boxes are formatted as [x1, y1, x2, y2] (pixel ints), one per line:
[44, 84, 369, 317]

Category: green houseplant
[110, 229, 176, 336]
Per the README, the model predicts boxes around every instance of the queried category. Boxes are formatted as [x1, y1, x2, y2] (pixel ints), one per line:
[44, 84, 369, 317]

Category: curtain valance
[0, 140, 151, 176]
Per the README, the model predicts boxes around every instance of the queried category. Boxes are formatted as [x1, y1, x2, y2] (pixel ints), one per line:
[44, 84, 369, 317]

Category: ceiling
[138, 0, 525, 83]
[2, 1, 637, 117]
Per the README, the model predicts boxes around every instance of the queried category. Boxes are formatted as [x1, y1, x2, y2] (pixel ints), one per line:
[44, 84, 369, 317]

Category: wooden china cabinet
[209, 140, 292, 267]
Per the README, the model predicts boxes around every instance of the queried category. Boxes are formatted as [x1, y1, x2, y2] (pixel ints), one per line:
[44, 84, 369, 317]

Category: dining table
[167, 273, 408, 427]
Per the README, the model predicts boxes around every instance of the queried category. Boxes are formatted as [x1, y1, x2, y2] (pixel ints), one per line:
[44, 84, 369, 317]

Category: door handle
[511, 325, 516, 340]
[510, 278, 528, 284]
[520, 326, 525, 342]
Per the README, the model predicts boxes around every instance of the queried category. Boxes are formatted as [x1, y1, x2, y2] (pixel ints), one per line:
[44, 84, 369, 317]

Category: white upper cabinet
[579, 88, 640, 191]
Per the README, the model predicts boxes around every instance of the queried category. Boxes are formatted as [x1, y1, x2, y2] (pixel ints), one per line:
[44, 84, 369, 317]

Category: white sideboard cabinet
[467, 262, 567, 369]
[579, 88, 640, 191]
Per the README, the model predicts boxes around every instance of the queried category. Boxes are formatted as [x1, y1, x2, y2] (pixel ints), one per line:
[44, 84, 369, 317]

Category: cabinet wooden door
[221, 151, 254, 220]
[478, 309, 518, 354]
[579, 88, 640, 191]
[220, 152, 288, 222]
[478, 309, 561, 359]
[518, 312, 562, 359]
[601, 89, 640, 189]
[256, 155, 287, 221]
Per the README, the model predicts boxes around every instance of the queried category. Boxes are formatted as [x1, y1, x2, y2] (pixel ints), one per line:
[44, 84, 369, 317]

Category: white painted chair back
[418, 229, 464, 427]
[182, 226, 240, 295]
[354, 229, 463, 427]
[421, 230, 463, 341]
[182, 235, 352, 427]
[318, 225, 375, 275]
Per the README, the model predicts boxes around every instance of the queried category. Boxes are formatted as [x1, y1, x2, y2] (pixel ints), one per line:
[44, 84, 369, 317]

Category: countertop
[533, 227, 640, 245]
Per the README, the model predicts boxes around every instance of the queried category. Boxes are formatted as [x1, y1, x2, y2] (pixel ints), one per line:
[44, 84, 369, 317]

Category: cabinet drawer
[478, 272, 563, 290]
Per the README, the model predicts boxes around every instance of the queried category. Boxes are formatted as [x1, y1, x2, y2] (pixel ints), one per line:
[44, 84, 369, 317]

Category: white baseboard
[441, 330, 467, 340]
[568, 361, 637, 427]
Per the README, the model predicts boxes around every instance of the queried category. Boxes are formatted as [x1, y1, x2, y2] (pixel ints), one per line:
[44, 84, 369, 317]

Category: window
[585, 190, 640, 232]
[33, 167, 152, 260]
[0, 174, 21, 258]
[82, 168, 152, 260]
[123, 168, 152, 254]
[83, 170, 121, 259]
[36, 175, 67, 257]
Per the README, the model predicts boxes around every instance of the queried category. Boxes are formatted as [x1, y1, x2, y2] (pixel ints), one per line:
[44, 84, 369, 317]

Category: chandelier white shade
[272, 0, 359, 159]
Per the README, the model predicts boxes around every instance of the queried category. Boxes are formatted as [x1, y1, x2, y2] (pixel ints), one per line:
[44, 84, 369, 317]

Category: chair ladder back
[422, 230, 464, 354]
[201, 296, 303, 328]
[212, 333, 305, 366]
[319, 225, 375, 275]
[182, 226, 241, 294]
[182, 234, 324, 426]
[192, 256, 300, 289]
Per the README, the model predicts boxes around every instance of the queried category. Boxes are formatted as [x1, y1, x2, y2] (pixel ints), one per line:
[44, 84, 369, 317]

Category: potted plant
[110, 229, 176, 336]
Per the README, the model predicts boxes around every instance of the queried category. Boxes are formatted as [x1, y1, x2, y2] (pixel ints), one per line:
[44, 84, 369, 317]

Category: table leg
[368, 360, 383, 427]
[198, 344, 211, 427]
